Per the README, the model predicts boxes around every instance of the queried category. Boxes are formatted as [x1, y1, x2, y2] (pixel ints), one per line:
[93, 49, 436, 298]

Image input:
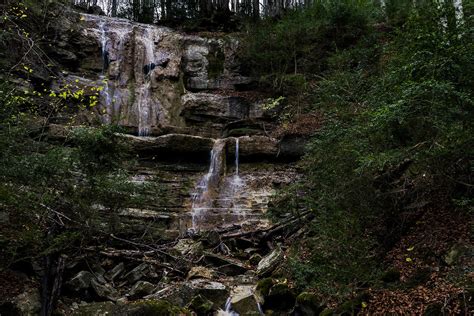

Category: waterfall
[235, 137, 239, 176]
[135, 28, 155, 136]
[98, 20, 112, 123]
[191, 139, 226, 231]
[99, 21, 108, 69]
[137, 82, 151, 136]
[224, 297, 239, 316]
[217, 295, 263, 316]
[230, 137, 244, 200]
[189, 137, 250, 232]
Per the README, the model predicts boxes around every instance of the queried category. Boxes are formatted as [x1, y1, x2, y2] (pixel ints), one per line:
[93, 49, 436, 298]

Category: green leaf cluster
[265, 0, 473, 299]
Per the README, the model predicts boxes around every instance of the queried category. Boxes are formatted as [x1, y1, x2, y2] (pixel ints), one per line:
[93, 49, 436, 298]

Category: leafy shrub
[240, 0, 375, 92]
[268, 1, 473, 299]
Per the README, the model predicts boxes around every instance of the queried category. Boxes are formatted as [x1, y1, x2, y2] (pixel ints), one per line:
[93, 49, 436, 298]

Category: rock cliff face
[59, 13, 269, 139]
[50, 13, 301, 236]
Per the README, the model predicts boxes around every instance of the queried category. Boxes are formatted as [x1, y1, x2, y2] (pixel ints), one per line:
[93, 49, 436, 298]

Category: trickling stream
[190, 137, 251, 232]
[190, 139, 226, 231]
[220, 297, 239, 316]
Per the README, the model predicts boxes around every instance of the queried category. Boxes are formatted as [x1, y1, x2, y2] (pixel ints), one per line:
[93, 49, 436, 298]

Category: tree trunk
[252, 0, 259, 19]
[111, 0, 118, 16]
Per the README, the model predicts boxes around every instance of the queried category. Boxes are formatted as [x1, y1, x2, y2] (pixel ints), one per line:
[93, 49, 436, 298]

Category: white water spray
[135, 28, 156, 136]
[235, 137, 239, 176]
[97, 20, 114, 124]
[190, 139, 226, 231]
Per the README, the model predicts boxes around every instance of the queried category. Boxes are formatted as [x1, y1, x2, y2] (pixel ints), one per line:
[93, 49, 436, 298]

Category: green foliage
[0, 86, 139, 268]
[241, 0, 375, 92]
[71, 125, 127, 175]
[267, 0, 473, 300]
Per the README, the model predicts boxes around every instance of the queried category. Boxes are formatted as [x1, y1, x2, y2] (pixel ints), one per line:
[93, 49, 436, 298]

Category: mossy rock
[129, 300, 190, 316]
[187, 295, 214, 316]
[255, 278, 274, 299]
[319, 309, 334, 316]
[70, 302, 123, 316]
[444, 244, 466, 266]
[337, 292, 369, 316]
[264, 283, 296, 312]
[295, 292, 324, 316]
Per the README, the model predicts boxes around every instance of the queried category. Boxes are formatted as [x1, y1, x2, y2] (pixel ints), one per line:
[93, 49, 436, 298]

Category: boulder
[123, 263, 150, 284]
[264, 283, 295, 312]
[9, 288, 41, 316]
[201, 230, 221, 247]
[48, 124, 71, 141]
[104, 262, 125, 281]
[67, 271, 94, 290]
[257, 246, 283, 276]
[173, 239, 204, 257]
[91, 279, 120, 301]
[444, 244, 465, 266]
[295, 292, 324, 316]
[157, 279, 228, 309]
[229, 285, 260, 315]
[188, 295, 214, 316]
[187, 279, 228, 308]
[129, 281, 156, 299]
[255, 278, 274, 304]
[187, 266, 216, 280]
[203, 252, 249, 276]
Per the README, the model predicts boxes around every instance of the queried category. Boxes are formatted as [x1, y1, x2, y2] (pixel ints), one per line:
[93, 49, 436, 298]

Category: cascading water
[98, 20, 112, 123]
[217, 297, 239, 316]
[235, 137, 239, 176]
[224, 137, 245, 216]
[190, 137, 252, 232]
[135, 28, 156, 136]
[82, 14, 170, 135]
[190, 139, 226, 231]
[231, 137, 244, 188]
[136, 82, 151, 136]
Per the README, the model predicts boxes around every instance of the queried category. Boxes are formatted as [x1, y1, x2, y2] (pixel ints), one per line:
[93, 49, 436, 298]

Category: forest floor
[364, 208, 472, 315]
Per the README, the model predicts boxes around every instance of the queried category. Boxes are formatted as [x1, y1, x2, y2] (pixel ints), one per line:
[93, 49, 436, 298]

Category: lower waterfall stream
[190, 137, 246, 232]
